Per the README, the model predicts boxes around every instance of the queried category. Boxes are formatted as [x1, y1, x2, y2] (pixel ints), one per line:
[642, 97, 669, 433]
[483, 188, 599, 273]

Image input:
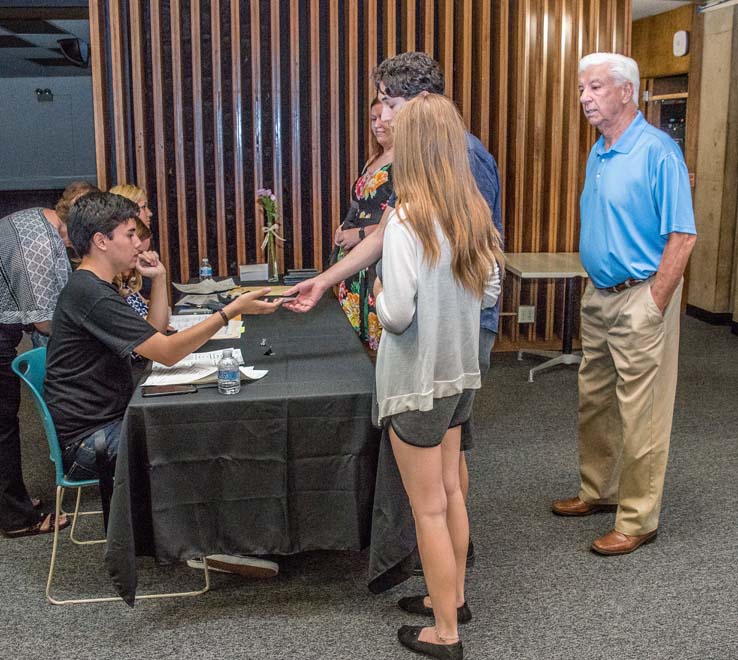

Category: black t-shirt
[45, 269, 158, 449]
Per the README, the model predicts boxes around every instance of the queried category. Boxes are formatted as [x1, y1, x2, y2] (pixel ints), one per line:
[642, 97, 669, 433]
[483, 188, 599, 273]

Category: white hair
[579, 52, 640, 106]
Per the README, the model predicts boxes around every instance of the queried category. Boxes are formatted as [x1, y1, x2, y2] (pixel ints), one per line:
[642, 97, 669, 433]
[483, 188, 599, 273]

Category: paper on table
[162, 348, 244, 368]
[141, 349, 245, 386]
[240, 366, 268, 381]
[168, 314, 242, 339]
[141, 365, 218, 386]
[171, 278, 237, 294]
[175, 293, 222, 306]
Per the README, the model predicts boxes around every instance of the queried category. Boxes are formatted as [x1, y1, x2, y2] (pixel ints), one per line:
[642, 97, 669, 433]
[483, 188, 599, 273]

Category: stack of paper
[172, 278, 237, 294]
[141, 349, 268, 386]
[168, 313, 242, 340]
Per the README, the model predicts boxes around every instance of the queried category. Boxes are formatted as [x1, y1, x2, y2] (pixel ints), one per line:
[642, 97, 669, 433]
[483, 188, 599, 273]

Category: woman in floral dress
[335, 98, 394, 352]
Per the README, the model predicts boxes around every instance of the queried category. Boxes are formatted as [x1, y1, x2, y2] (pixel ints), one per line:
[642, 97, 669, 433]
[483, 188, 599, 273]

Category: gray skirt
[386, 389, 476, 448]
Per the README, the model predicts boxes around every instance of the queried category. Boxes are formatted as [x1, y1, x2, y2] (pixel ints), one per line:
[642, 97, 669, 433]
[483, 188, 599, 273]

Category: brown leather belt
[601, 278, 645, 294]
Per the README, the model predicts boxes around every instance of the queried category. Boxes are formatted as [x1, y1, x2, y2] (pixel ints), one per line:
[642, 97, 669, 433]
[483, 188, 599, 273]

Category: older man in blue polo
[552, 53, 696, 555]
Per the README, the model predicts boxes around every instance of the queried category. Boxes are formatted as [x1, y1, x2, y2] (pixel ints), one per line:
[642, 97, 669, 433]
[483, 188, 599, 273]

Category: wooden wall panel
[88, 0, 109, 190]
[190, 0, 207, 263]
[91, 0, 631, 349]
[230, 0, 246, 266]
[169, 0, 189, 279]
[632, 4, 692, 79]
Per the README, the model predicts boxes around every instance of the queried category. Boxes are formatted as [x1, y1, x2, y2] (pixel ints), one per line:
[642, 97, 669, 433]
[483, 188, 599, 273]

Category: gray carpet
[2, 316, 737, 660]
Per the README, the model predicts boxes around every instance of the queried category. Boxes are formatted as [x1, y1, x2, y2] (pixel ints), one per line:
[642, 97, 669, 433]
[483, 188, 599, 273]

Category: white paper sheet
[171, 278, 237, 294]
[141, 349, 246, 386]
[141, 365, 218, 386]
[239, 366, 269, 381]
[168, 314, 242, 339]
[162, 348, 244, 368]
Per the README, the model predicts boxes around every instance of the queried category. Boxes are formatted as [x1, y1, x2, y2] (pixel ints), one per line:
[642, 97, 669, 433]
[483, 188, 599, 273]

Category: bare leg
[389, 425, 467, 644]
[443, 427, 468, 606]
[459, 451, 469, 501]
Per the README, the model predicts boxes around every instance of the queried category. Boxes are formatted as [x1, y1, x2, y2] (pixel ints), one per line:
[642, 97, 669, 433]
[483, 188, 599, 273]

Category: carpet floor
[1, 316, 736, 660]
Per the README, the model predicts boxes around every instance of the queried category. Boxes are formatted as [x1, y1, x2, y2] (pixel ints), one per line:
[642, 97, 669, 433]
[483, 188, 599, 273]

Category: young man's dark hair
[372, 51, 444, 98]
[67, 192, 139, 257]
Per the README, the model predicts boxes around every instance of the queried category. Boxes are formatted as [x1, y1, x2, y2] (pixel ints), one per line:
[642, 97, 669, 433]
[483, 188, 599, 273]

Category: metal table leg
[518, 276, 582, 381]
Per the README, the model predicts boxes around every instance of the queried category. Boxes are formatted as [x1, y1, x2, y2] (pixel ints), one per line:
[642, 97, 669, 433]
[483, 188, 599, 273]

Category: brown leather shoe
[591, 529, 657, 555]
[551, 496, 617, 516]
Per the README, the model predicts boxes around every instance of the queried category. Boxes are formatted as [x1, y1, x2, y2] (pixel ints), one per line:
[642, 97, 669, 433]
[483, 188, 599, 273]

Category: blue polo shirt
[387, 132, 503, 332]
[579, 112, 696, 289]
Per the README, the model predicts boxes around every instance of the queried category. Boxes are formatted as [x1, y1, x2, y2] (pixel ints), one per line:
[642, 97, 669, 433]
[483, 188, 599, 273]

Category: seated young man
[44, 192, 282, 480]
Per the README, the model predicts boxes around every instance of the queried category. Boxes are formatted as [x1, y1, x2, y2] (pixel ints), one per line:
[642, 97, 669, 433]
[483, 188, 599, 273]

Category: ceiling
[0, 7, 89, 78]
[0, 2, 700, 79]
[632, 0, 694, 20]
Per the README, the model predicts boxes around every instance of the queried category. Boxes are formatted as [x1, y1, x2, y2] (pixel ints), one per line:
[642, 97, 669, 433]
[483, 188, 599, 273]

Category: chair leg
[45, 486, 120, 605]
[45, 485, 210, 605]
[134, 560, 211, 601]
[69, 487, 105, 546]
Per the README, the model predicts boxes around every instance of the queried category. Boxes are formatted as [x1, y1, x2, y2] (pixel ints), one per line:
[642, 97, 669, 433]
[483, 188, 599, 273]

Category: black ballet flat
[398, 595, 472, 624]
[397, 625, 463, 660]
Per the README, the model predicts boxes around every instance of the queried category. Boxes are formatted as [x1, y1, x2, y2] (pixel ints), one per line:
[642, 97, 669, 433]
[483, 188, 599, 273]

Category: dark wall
[0, 189, 62, 219]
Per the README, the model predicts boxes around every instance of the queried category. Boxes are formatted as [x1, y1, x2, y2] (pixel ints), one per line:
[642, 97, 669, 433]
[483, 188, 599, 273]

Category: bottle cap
[222, 348, 232, 358]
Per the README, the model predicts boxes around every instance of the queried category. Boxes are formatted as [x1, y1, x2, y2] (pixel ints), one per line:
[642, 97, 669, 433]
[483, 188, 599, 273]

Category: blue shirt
[388, 132, 503, 332]
[579, 112, 696, 289]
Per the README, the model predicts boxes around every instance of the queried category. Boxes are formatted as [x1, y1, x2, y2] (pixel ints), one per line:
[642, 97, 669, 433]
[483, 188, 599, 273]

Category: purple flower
[256, 187, 272, 198]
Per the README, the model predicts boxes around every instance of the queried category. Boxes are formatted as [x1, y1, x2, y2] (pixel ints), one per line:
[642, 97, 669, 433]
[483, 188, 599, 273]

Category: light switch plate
[518, 305, 535, 323]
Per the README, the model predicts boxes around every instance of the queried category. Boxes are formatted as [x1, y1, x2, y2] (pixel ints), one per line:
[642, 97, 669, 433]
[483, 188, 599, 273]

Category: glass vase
[266, 234, 279, 283]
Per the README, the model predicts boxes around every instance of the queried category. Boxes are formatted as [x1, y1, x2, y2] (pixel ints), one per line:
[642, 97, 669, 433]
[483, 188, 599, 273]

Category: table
[505, 252, 588, 382]
[105, 296, 385, 604]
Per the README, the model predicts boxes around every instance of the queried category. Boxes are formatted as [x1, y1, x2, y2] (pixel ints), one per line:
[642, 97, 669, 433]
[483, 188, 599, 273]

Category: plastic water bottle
[199, 258, 213, 281]
[217, 348, 240, 395]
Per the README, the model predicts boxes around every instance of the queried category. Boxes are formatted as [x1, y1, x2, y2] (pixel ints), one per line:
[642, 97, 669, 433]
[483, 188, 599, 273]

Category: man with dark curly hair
[371, 50, 445, 99]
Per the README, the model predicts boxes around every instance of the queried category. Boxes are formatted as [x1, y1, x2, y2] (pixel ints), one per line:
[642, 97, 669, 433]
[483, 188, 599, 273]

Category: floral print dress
[337, 160, 393, 351]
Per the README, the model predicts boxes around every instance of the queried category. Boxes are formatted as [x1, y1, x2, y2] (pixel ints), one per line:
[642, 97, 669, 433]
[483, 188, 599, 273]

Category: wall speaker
[57, 38, 90, 68]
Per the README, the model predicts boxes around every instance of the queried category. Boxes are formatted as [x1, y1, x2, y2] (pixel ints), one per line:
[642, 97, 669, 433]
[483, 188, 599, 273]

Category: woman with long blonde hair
[373, 94, 502, 660]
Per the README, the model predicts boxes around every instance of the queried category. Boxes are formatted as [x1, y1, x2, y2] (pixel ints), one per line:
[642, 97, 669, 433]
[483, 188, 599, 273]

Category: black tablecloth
[105, 297, 407, 604]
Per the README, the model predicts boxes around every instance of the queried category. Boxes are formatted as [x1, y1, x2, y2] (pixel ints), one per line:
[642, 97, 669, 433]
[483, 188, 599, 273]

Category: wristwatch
[358, 227, 366, 240]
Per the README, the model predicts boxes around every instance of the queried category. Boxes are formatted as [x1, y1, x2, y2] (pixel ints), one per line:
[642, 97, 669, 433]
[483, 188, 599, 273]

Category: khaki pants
[577, 278, 682, 536]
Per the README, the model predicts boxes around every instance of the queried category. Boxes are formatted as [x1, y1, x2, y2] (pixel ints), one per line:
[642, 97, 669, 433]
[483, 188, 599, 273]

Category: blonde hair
[392, 94, 504, 298]
[109, 183, 147, 205]
[112, 218, 152, 296]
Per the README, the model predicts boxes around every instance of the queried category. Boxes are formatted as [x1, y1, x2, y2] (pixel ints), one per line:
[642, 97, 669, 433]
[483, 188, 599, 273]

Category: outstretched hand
[230, 288, 284, 315]
[282, 277, 328, 313]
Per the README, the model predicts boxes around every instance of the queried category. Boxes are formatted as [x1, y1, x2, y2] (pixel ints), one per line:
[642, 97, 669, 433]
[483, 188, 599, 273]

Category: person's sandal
[2, 513, 70, 539]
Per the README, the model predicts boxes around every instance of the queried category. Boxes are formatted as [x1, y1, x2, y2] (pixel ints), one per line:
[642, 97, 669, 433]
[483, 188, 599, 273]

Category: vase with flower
[256, 188, 284, 283]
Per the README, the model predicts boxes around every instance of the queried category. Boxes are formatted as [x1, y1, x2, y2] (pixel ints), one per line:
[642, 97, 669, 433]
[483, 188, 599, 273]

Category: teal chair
[12, 347, 209, 604]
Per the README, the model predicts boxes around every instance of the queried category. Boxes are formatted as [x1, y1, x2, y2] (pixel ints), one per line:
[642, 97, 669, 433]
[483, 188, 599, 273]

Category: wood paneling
[632, 4, 692, 80]
[90, 0, 631, 349]
[88, 0, 109, 190]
